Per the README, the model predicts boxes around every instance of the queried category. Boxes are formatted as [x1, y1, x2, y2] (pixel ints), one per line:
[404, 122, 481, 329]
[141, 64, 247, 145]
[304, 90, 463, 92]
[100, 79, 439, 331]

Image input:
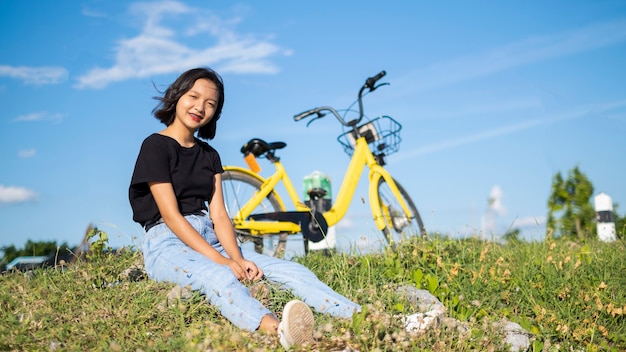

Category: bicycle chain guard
[248, 211, 328, 242]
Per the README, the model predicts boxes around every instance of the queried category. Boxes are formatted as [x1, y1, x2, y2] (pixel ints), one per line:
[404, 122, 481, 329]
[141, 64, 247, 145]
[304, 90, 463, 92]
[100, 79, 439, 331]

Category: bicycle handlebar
[293, 108, 318, 121]
[365, 70, 386, 91]
[293, 70, 387, 127]
[293, 105, 351, 126]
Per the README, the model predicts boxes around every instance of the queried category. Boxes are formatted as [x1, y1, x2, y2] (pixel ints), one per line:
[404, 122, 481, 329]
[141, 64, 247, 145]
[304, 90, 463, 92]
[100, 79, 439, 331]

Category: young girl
[129, 67, 361, 349]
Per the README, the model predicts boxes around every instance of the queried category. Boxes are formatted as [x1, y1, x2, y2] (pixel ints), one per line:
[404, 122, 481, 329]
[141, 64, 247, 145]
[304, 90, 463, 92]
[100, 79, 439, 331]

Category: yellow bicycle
[222, 71, 425, 256]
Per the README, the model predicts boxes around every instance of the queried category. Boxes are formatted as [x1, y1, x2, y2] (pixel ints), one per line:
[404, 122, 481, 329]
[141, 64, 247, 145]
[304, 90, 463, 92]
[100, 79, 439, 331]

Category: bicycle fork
[368, 166, 414, 232]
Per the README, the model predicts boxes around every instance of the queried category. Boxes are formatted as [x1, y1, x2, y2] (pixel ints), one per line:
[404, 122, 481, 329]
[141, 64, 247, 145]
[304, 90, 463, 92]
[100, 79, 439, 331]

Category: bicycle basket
[337, 115, 402, 156]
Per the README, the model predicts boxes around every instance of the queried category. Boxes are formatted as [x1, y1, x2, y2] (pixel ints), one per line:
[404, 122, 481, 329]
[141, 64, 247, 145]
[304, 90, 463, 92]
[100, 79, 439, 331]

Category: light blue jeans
[140, 212, 361, 331]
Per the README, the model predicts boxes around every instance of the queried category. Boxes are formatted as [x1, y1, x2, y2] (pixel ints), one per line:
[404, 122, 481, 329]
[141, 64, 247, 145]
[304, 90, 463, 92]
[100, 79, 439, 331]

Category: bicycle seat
[240, 138, 286, 157]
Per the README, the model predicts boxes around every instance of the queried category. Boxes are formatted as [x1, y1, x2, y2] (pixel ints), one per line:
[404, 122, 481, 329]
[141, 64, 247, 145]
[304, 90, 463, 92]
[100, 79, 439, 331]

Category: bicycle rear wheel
[221, 169, 287, 257]
[376, 177, 426, 244]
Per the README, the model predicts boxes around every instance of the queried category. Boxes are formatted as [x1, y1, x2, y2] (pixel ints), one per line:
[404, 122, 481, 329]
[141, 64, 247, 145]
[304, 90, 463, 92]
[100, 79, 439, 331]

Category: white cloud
[75, 0, 287, 89]
[397, 98, 626, 160]
[12, 112, 64, 123]
[18, 149, 36, 158]
[400, 18, 626, 92]
[0, 185, 38, 204]
[398, 118, 545, 159]
[391, 18, 626, 161]
[81, 6, 107, 18]
[0, 65, 68, 85]
[335, 216, 354, 230]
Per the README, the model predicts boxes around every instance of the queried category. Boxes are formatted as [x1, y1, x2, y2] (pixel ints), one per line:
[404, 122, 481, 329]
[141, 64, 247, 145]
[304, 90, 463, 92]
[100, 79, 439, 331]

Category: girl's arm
[210, 173, 263, 281]
[148, 181, 248, 280]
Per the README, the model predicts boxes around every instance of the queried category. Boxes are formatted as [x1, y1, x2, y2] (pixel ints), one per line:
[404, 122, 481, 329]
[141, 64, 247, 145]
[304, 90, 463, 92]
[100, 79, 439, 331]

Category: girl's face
[173, 78, 219, 132]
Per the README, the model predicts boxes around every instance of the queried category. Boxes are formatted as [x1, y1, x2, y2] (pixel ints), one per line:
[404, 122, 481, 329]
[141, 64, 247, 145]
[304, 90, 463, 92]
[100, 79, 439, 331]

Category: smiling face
[173, 78, 219, 134]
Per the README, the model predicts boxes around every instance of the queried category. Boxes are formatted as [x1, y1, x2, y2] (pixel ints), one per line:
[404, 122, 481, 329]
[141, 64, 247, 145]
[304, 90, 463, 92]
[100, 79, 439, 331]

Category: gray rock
[157, 284, 193, 311]
[494, 320, 531, 352]
[397, 284, 445, 313]
[397, 284, 531, 351]
[397, 284, 446, 333]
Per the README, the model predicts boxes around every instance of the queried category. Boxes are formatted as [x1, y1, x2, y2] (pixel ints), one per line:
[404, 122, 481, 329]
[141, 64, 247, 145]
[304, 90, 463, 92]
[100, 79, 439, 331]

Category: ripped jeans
[140, 212, 361, 331]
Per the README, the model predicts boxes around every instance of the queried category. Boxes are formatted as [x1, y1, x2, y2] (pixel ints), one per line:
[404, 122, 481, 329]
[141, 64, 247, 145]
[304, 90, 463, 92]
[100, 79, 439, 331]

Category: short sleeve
[130, 134, 173, 187]
[129, 134, 173, 224]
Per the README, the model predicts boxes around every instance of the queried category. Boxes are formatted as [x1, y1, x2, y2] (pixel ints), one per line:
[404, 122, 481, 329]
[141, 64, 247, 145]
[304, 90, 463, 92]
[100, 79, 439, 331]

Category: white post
[594, 192, 616, 242]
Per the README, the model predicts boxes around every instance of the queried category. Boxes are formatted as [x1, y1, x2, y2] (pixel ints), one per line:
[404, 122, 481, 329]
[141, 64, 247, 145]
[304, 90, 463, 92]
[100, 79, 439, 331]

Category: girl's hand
[225, 259, 247, 281]
[236, 259, 264, 282]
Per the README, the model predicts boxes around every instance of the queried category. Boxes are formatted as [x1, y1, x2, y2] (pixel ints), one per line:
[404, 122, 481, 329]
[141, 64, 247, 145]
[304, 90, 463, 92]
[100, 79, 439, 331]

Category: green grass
[1, 236, 625, 351]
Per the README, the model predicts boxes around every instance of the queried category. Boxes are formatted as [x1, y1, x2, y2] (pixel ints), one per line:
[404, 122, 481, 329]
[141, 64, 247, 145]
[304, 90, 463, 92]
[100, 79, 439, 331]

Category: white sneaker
[278, 300, 314, 350]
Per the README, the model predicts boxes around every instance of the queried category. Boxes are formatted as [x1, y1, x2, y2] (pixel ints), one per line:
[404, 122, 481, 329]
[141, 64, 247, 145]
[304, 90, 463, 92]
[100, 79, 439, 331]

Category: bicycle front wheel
[221, 169, 286, 257]
[376, 177, 426, 244]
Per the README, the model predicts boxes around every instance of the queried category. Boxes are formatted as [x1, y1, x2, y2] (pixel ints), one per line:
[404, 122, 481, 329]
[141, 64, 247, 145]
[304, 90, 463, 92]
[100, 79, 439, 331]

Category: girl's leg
[140, 215, 272, 332]
[244, 250, 361, 319]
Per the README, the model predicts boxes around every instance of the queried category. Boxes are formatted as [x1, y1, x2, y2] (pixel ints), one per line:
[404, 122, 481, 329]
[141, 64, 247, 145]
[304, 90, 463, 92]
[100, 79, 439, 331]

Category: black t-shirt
[129, 133, 224, 226]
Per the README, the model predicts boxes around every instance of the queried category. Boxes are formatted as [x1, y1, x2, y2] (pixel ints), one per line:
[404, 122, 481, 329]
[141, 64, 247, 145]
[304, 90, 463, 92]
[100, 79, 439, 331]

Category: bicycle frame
[225, 135, 413, 236]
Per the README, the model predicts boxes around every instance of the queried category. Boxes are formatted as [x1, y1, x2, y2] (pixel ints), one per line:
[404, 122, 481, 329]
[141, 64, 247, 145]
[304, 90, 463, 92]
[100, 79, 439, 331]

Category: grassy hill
[1, 235, 625, 351]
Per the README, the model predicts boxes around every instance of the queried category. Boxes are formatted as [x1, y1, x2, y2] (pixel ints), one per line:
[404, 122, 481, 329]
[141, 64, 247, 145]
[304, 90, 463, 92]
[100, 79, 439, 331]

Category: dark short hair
[152, 67, 225, 140]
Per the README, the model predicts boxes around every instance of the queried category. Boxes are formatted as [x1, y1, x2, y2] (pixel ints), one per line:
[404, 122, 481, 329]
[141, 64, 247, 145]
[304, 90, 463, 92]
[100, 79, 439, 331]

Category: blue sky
[1, 1, 625, 257]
